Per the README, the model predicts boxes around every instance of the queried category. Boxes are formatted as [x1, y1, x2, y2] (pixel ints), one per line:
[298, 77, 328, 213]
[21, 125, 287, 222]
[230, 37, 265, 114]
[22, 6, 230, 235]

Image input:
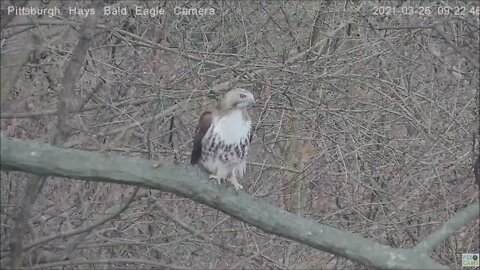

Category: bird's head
[220, 88, 255, 110]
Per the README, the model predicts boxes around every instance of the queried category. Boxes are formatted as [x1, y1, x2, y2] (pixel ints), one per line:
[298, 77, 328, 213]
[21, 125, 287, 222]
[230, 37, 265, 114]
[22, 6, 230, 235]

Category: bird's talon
[233, 183, 243, 191]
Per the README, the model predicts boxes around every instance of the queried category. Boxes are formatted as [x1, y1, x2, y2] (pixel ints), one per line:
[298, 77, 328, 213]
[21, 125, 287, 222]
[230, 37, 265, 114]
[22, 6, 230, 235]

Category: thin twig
[9, 175, 46, 269]
[23, 186, 139, 252]
[26, 257, 187, 270]
[0, 96, 156, 119]
[432, 24, 479, 70]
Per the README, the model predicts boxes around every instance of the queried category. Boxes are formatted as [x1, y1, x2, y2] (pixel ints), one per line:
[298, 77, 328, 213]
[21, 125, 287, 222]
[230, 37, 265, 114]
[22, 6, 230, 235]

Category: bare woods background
[1, 0, 479, 269]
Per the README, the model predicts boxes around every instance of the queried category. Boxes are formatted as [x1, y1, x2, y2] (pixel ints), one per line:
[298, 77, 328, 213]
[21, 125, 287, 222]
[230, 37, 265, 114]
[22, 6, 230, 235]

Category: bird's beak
[248, 96, 256, 107]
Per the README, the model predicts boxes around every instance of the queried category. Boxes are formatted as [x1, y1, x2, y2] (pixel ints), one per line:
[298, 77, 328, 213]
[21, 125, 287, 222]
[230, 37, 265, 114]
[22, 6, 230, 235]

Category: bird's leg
[209, 174, 224, 185]
[228, 171, 243, 191]
[210, 168, 229, 185]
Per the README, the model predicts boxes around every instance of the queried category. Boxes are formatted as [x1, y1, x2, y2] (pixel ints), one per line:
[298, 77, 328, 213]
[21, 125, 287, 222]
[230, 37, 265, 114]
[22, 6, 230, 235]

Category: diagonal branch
[25, 186, 139, 255]
[413, 201, 480, 254]
[8, 4, 101, 268]
[53, 4, 100, 146]
[0, 135, 451, 270]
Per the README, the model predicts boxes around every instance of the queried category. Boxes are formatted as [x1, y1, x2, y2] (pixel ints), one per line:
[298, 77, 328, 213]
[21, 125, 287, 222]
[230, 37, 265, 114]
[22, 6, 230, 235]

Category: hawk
[191, 88, 255, 190]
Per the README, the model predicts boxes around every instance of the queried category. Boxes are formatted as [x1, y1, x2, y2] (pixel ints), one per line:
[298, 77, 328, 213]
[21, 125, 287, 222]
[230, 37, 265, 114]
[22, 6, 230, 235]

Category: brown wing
[190, 111, 213, 164]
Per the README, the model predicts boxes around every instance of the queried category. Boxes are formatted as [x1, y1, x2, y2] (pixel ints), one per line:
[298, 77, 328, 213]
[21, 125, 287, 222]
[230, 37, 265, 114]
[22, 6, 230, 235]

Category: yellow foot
[152, 161, 163, 168]
[228, 177, 243, 191]
[232, 182, 243, 191]
[209, 174, 224, 185]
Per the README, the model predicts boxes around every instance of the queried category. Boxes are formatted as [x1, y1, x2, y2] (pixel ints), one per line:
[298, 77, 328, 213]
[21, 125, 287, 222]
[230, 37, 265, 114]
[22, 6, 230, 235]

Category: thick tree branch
[0, 135, 449, 270]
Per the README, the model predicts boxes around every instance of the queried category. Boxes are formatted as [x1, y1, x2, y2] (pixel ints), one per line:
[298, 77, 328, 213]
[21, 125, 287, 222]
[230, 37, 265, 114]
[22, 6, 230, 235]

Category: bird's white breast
[212, 110, 251, 145]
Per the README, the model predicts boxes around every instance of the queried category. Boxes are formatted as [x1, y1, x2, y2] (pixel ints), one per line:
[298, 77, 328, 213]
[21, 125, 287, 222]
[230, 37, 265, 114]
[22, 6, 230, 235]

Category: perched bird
[191, 88, 255, 190]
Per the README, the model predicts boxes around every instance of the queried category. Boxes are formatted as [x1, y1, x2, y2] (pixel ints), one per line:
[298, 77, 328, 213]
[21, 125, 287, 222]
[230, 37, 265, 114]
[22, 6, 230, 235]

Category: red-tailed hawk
[191, 88, 255, 190]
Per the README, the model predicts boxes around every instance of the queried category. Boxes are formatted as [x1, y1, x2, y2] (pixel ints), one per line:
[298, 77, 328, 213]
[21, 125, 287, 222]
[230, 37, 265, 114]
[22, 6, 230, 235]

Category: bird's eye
[240, 94, 246, 98]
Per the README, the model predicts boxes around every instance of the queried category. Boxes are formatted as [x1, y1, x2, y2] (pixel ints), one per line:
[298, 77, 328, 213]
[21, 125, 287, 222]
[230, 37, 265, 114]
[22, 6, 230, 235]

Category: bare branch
[61, 186, 138, 259]
[7, 4, 101, 268]
[0, 96, 156, 119]
[27, 257, 187, 270]
[53, 4, 100, 146]
[0, 135, 449, 270]
[8, 175, 46, 269]
[413, 201, 480, 254]
[432, 25, 480, 70]
[23, 186, 138, 252]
